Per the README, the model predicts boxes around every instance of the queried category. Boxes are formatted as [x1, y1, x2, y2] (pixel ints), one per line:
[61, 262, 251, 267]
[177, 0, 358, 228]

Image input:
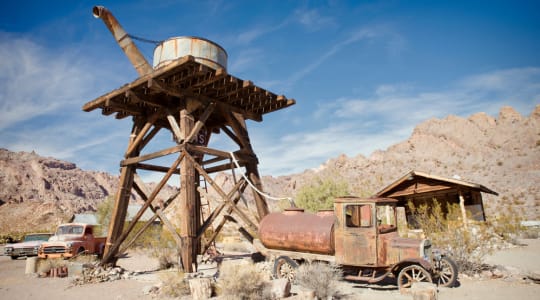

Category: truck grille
[43, 246, 66, 254]
[13, 248, 38, 256]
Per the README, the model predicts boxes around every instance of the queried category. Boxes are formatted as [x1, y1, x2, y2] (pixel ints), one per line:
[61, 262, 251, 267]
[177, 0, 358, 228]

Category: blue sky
[1, 0, 539, 180]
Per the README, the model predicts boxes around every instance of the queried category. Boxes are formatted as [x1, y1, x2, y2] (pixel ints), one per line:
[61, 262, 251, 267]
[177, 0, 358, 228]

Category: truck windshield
[56, 225, 84, 235]
[376, 204, 397, 226]
[24, 234, 51, 242]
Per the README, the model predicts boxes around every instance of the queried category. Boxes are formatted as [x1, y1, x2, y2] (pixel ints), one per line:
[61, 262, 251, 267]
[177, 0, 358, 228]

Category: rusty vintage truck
[254, 197, 458, 288]
[38, 223, 106, 259]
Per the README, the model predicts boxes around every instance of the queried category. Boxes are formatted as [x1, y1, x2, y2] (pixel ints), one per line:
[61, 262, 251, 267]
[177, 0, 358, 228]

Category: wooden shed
[375, 170, 498, 227]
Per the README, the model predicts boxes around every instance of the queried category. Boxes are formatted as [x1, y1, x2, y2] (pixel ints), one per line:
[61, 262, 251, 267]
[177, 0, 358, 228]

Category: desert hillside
[1, 105, 538, 234]
[255, 105, 540, 220]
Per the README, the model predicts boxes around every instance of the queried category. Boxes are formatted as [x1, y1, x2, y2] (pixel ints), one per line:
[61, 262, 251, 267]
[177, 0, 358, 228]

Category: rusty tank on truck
[254, 197, 459, 289]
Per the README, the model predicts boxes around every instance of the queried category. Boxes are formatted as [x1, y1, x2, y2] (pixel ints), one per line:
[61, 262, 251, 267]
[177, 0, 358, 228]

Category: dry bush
[295, 262, 342, 299]
[486, 205, 524, 244]
[154, 248, 178, 270]
[159, 270, 190, 298]
[216, 261, 267, 300]
[37, 258, 67, 274]
[408, 200, 490, 274]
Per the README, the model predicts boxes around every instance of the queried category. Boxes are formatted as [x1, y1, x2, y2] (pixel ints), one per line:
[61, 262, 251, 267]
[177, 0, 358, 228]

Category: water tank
[258, 210, 335, 255]
[153, 36, 227, 70]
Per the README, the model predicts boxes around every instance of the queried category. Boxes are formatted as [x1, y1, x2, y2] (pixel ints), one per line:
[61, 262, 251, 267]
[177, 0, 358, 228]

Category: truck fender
[391, 258, 433, 276]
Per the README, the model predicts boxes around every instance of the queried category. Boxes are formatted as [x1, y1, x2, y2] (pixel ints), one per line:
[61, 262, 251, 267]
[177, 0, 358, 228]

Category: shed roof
[375, 170, 498, 198]
[70, 214, 99, 226]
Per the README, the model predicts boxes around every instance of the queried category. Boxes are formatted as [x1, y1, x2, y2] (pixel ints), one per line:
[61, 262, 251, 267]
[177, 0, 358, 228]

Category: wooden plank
[166, 110, 183, 142]
[185, 152, 258, 233]
[105, 152, 185, 261]
[135, 163, 180, 174]
[121, 144, 184, 166]
[125, 111, 162, 157]
[184, 102, 216, 143]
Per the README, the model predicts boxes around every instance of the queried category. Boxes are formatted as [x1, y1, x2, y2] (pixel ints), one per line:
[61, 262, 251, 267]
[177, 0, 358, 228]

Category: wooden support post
[458, 190, 468, 229]
[228, 112, 269, 218]
[102, 120, 143, 265]
[179, 104, 199, 273]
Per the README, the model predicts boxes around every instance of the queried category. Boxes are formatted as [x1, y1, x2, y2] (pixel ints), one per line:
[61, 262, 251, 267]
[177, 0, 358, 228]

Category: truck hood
[6, 240, 45, 249]
[48, 235, 81, 242]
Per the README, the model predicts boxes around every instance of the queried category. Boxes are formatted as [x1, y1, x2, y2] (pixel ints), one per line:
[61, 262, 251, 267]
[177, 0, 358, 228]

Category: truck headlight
[5, 247, 13, 254]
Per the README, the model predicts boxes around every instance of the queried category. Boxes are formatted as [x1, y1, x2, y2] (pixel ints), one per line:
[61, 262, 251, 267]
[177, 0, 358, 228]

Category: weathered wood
[106, 153, 185, 261]
[166, 110, 183, 142]
[131, 175, 184, 250]
[178, 106, 198, 273]
[125, 111, 162, 157]
[121, 144, 184, 166]
[184, 102, 216, 143]
[134, 163, 180, 174]
[185, 152, 258, 233]
[189, 278, 213, 300]
[196, 179, 247, 239]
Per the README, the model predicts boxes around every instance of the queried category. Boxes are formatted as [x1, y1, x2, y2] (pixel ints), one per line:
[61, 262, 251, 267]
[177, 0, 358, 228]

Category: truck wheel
[77, 247, 85, 255]
[10, 256, 18, 260]
[273, 256, 299, 282]
[397, 265, 433, 289]
[434, 256, 458, 287]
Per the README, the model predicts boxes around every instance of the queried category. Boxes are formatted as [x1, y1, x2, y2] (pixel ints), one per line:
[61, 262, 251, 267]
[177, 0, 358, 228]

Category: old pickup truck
[254, 197, 458, 288]
[4, 233, 52, 259]
[38, 223, 106, 259]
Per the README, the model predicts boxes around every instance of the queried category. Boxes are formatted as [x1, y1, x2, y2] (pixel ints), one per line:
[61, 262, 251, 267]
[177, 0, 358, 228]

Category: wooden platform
[83, 55, 295, 125]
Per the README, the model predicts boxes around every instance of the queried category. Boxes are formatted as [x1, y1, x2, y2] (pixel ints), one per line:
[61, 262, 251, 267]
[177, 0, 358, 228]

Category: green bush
[295, 177, 350, 212]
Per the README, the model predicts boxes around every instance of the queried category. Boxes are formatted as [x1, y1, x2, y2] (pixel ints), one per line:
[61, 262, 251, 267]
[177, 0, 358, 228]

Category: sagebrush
[408, 200, 524, 274]
[216, 261, 267, 300]
[295, 262, 342, 299]
[159, 270, 191, 298]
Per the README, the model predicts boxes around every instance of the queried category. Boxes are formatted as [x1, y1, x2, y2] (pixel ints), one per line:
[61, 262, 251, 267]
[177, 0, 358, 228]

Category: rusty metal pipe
[92, 6, 153, 76]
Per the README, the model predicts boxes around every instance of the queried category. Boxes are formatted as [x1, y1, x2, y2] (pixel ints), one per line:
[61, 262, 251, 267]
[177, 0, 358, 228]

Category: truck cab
[334, 197, 431, 268]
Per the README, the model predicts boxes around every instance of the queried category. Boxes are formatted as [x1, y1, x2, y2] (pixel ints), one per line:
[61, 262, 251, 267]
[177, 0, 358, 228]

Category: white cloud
[294, 8, 335, 31]
[253, 67, 540, 175]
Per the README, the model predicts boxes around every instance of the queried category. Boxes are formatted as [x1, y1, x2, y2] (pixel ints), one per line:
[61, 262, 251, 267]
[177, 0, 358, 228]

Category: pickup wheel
[273, 256, 299, 282]
[10, 256, 18, 260]
[77, 247, 85, 255]
[397, 265, 433, 289]
[434, 256, 458, 287]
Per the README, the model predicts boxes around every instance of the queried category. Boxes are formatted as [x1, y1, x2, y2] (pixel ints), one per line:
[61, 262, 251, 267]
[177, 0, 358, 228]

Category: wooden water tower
[84, 6, 295, 272]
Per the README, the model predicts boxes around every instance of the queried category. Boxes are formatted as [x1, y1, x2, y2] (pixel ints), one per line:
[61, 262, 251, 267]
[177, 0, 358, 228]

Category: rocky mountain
[255, 105, 540, 220]
[1, 105, 538, 234]
[0, 149, 121, 233]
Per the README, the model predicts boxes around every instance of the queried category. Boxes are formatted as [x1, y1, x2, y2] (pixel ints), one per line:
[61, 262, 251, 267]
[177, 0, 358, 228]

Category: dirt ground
[1, 240, 539, 299]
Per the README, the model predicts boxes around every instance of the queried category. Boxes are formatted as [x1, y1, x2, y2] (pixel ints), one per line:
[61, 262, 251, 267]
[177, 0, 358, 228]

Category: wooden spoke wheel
[397, 265, 433, 289]
[273, 256, 299, 282]
[434, 256, 458, 287]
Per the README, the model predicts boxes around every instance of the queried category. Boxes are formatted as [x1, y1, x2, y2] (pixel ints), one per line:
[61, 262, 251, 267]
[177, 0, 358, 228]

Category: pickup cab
[4, 233, 52, 259]
[38, 223, 106, 259]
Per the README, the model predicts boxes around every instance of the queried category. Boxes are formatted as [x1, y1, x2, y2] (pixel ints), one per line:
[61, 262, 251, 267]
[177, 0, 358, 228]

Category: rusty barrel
[258, 209, 335, 254]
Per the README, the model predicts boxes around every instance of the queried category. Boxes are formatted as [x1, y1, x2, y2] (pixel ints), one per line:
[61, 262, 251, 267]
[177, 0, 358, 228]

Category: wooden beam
[184, 152, 258, 233]
[121, 144, 184, 166]
[135, 163, 180, 174]
[125, 111, 162, 157]
[166, 110, 183, 142]
[105, 152, 185, 260]
[184, 102, 216, 143]
[131, 175, 184, 250]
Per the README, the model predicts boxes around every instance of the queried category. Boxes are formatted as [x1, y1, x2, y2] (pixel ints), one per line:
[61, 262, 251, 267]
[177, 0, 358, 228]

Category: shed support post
[458, 190, 468, 229]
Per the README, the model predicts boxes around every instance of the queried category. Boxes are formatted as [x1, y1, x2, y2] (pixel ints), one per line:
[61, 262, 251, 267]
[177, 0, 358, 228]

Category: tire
[10, 256, 18, 260]
[397, 264, 433, 289]
[77, 247, 85, 255]
[434, 256, 458, 287]
[273, 256, 299, 282]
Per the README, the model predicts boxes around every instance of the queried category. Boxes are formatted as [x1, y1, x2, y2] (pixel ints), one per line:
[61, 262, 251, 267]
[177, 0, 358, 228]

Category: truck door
[335, 204, 377, 266]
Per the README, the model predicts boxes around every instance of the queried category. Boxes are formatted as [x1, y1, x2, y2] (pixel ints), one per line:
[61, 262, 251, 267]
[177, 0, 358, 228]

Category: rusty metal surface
[153, 37, 228, 70]
[92, 6, 153, 76]
[259, 210, 335, 254]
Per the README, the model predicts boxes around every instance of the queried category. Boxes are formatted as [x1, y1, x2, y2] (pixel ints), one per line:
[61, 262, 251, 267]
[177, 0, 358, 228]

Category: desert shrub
[295, 177, 350, 212]
[37, 258, 67, 274]
[159, 270, 191, 298]
[295, 262, 342, 299]
[155, 248, 178, 270]
[486, 205, 524, 244]
[216, 261, 267, 300]
[408, 200, 492, 274]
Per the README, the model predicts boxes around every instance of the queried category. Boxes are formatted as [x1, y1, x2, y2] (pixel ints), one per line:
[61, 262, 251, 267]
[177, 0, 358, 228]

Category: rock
[288, 289, 316, 300]
[527, 271, 540, 283]
[142, 285, 159, 295]
[410, 282, 437, 300]
[267, 278, 291, 299]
